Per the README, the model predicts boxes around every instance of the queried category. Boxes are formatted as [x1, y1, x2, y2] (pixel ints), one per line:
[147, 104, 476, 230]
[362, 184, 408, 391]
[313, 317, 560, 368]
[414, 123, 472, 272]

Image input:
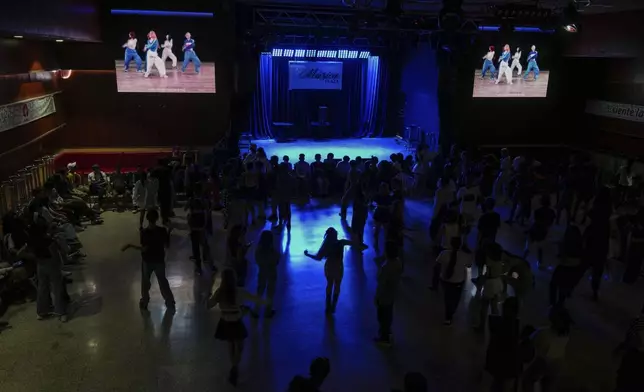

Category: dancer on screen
[122, 32, 142, 73]
[495, 44, 513, 85]
[481, 46, 496, 80]
[510, 47, 522, 77]
[181, 32, 202, 74]
[523, 45, 540, 81]
[161, 34, 178, 69]
[143, 31, 167, 78]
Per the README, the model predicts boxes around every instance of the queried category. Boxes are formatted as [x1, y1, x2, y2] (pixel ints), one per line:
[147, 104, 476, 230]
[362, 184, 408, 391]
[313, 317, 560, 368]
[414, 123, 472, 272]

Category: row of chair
[0, 156, 57, 218]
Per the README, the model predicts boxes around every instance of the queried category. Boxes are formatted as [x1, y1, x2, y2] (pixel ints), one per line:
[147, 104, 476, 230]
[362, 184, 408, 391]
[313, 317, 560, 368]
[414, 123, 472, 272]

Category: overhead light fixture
[14, 35, 23, 39]
[563, 23, 578, 33]
[55, 39, 64, 43]
[562, 2, 580, 33]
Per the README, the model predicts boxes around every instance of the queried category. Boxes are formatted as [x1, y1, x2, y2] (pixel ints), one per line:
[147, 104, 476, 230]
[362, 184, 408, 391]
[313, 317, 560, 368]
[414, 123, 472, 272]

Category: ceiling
[240, 0, 644, 15]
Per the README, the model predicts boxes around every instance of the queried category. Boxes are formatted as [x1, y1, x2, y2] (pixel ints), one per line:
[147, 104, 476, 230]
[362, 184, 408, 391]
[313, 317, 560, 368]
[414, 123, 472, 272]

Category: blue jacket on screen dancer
[122, 32, 143, 72]
[181, 32, 202, 74]
[523, 45, 540, 80]
[498, 50, 511, 64]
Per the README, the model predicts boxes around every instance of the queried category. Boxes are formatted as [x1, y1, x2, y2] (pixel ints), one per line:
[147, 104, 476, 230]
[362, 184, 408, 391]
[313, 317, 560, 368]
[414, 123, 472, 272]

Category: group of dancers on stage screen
[122, 31, 202, 78]
[481, 44, 540, 84]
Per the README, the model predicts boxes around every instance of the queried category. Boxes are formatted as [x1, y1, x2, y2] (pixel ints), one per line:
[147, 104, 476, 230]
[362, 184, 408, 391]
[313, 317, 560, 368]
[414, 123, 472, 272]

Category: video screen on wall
[472, 34, 550, 98]
[109, 10, 216, 93]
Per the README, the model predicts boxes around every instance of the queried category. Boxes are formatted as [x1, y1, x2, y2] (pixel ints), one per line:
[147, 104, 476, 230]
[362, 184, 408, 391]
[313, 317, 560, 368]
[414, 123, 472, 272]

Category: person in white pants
[161, 35, 178, 69]
[143, 31, 167, 78]
[510, 47, 522, 77]
[495, 44, 513, 85]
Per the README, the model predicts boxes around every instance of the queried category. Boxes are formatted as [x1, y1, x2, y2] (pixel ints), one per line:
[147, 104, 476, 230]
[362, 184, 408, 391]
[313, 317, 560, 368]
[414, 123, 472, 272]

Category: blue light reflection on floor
[252, 138, 406, 163]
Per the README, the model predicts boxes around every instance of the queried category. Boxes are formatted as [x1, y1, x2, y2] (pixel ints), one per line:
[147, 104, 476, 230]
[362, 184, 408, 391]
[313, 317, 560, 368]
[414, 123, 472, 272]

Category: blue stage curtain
[251, 54, 388, 139]
[250, 53, 273, 139]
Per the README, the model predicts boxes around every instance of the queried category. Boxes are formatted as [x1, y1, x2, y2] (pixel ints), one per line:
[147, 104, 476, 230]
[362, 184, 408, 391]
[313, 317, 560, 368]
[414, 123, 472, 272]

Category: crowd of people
[1, 142, 644, 391]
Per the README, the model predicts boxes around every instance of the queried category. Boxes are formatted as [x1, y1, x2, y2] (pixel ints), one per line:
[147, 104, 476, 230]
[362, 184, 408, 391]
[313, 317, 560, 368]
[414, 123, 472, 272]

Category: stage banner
[586, 100, 644, 123]
[0, 94, 57, 133]
[289, 61, 343, 90]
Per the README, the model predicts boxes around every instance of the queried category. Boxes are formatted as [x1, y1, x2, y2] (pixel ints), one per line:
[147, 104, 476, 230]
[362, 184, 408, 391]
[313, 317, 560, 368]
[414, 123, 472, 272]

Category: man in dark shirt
[474, 198, 501, 280]
[186, 184, 212, 275]
[524, 195, 556, 267]
[287, 357, 330, 392]
[122, 208, 175, 310]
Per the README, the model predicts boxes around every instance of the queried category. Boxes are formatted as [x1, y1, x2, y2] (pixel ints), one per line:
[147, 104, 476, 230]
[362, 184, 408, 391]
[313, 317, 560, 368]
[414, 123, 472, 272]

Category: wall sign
[289, 61, 343, 90]
[586, 100, 644, 123]
[0, 94, 57, 133]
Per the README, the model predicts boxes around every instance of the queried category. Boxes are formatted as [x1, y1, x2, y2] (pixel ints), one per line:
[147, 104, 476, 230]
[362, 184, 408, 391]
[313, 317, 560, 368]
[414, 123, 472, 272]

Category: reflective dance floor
[0, 197, 642, 391]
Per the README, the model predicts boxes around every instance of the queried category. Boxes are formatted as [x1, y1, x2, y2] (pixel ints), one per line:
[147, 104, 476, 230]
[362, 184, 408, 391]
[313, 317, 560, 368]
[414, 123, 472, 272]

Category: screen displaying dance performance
[472, 39, 550, 98]
[111, 14, 216, 94]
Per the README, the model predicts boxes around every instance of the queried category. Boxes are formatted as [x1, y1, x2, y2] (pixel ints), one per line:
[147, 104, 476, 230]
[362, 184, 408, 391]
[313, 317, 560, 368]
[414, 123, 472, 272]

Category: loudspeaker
[318, 106, 328, 124]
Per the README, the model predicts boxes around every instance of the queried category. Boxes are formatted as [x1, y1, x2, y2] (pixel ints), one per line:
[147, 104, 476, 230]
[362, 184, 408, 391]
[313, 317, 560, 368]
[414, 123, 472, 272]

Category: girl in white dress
[143, 31, 167, 78]
[161, 34, 178, 69]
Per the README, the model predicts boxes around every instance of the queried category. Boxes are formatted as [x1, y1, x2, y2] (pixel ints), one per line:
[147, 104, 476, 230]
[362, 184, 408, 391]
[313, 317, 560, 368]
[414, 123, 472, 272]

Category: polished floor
[0, 197, 643, 392]
[472, 70, 550, 98]
[115, 60, 216, 93]
[252, 138, 408, 162]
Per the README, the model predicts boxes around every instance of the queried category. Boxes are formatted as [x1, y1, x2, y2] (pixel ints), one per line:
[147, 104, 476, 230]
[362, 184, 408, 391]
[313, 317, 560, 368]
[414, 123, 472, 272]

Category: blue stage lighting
[327, 50, 337, 58]
[359, 51, 370, 58]
[478, 25, 501, 31]
[514, 26, 555, 33]
[294, 49, 306, 57]
[110, 9, 214, 17]
[306, 49, 316, 57]
[317, 50, 326, 58]
[284, 49, 294, 57]
[338, 50, 348, 59]
[272, 48, 283, 57]
[348, 50, 359, 59]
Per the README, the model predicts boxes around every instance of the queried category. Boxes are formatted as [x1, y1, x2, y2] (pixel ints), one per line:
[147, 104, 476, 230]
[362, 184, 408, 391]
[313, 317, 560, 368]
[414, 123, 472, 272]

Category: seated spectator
[88, 164, 108, 208]
[65, 162, 82, 191]
[282, 155, 293, 172]
[288, 357, 330, 392]
[311, 154, 328, 197]
[335, 156, 351, 191]
[294, 154, 311, 197]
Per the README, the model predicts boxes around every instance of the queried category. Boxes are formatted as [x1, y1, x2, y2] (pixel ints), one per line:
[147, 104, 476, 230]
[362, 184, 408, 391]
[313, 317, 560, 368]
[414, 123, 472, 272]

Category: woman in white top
[161, 34, 178, 68]
[522, 306, 572, 392]
[437, 237, 472, 325]
[133, 171, 159, 228]
[208, 268, 266, 386]
[143, 30, 167, 78]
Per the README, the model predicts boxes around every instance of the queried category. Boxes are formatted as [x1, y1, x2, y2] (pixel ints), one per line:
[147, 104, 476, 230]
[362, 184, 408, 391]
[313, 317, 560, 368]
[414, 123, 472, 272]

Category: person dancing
[143, 31, 167, 78]
[523, 45, 540, 81]
[304, 228, 352, 314]
[208, 269, 267, 386]
[481, 46, 497, 80]
[495, 44, 513, 85]
[161, 34, 178, 69]
[510, 47, 522, 76]
[122, 32, 142, 73]
[181, 32, 202, 74]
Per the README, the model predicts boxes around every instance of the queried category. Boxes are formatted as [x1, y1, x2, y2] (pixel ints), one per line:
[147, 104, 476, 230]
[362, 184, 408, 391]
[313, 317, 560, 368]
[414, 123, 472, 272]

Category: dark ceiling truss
[252, 5, 484, 33]
[267, 33, 386, 48]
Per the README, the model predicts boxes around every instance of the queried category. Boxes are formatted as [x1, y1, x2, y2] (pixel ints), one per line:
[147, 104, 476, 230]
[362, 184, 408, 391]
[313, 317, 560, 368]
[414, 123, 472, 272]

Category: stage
[472, 70, 550, 98]
[252, 137, 409, 162]
[114, 60, 216, 93]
